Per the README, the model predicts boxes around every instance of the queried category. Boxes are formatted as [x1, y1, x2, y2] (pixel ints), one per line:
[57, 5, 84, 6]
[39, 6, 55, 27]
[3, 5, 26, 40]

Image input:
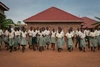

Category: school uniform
[0, 29, 3, 46]
[66, 32, 73, 49]
[42, 31, 46, 47]
[20, 31, 27, 45]
[71, 30, 75, 42]
[45, 30, 51, 45]
[98, 30, 100, 45]
[84, 30, 90, 48]
[56, 32, 64, 52]
[20, 31, 27, 52]
[8, 31, 14, 46]
[89, 32, 97, 47]
[38, 32, 44, 47]
[75, 30, 81, 48]
[28, 30, 33, 45]
[32, 31, 37, 45]
[11, 28, 15, 32]
[84, 30, 90, 39]
[94, 30, 99, 45]
[36, 30, 40, 45]
[17, 30, 21, 45]
[8, 31, 14, 52]
[51, 31, 56, 44]
[57, 30, 64, 45]
[61, 30, 64, 45]
[79, 32, 86, 48]
[14, 31, 19, 48]
[38, 31, 44, 52]
[4, 30, 9, 44]
[98, 30, 100, 50]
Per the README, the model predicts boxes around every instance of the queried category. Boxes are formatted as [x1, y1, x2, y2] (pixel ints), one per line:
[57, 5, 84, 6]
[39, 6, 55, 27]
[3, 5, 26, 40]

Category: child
[65, 29, 73, 52]
[89, 28, 97, 52]
[36, 27, 40, 49]
[79, 29, 86, 52]
[42, 27, 46, 50]
[51, 28, 56, 51]
[45, 27, 51, 49]
[94, 28, 100, 50]
[4, 28, 9, 50]
[0, 27, 3, 50]
[28, 27, 33, 49]
[32, 28, 37, 51]
[84, 27, 90, 48]
[17, 27, 21, 49]
[56, 27, 64, 52]
[14, 27, 19, 51]
[75, 28, 81, 50]
[98, 28, 100, 50]
[38, 28, 44, 52]
[8, 28, 14, 52]
[20, 27, 27, 53]
[57, 27, 64, 50]
[70, 27, 75, 43]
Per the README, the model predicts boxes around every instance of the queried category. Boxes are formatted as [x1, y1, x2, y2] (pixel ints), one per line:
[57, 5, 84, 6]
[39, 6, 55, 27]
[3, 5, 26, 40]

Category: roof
[0, 1, 9, 11]
[24, 7, 83, 23]
[82, 17, 97, 28]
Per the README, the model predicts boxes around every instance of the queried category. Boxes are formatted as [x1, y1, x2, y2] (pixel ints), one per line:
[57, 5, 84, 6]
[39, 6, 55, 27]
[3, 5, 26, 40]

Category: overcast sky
[1, 0, 100, 23]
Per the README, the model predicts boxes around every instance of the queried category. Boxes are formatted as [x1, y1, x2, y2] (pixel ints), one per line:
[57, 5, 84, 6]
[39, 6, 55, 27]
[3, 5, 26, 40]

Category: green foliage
[92, 17, 100, 28]
[17, 21, 21, 25]
[0, 15, 15, 29]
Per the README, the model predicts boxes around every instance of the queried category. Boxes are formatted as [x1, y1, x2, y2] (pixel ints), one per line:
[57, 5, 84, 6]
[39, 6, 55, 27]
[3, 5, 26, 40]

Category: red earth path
[0, 42, 100, 67]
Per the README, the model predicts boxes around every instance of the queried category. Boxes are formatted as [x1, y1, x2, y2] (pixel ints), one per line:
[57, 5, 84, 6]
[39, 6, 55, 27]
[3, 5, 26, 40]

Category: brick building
[0, 1, 9, 17]
[24, 7, 84, 32]
[82, 17, 97, 29]
[0, 1, 9, 28]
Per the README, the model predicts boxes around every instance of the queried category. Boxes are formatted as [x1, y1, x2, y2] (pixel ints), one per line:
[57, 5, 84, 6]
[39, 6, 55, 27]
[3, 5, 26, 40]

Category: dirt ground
[0, 43, 100, 67]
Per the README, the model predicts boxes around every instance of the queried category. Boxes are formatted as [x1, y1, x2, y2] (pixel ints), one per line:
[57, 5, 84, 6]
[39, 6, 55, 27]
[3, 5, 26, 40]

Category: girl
[89, 28, 97, 52]
[32, 28, 37, 51]
[8, 28, 14, 52]
[84, 27, 90, 48]
[57, 27, 64, 50]
[65, 29, 73, 52]
[36, 27, 40, 50]
[70, 27, 75, 43]
[38, 28, 44, 52]
[28, 27, 33, 49]
[4, 28, 9, 50]
[45, 27, 51, 50]
[0, 27, 3, 50]
[79, 29, 86, 52]
[51, 28, 56, 51]
[14, 27, 19, 51]
[42, 27, 46, 50]
[17, 27, 21, 49]
[20, 27, 27, 53]
[56, 27, 64, 52]
[94, 28, 100, 50]
[98, 28, 100, 50]
[75, 28, 81, 50]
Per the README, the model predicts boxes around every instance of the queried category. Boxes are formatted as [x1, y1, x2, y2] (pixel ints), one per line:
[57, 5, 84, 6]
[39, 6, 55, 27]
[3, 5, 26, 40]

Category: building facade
[0, 1, 9, 16]
[82, 17, 97, 29]
[0, 1, 9, 28]
[24, 7, 84, 32]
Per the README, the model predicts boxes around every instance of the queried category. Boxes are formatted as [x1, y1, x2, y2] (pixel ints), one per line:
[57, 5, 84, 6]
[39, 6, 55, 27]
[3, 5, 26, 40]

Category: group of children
[0, 25, 100, 53]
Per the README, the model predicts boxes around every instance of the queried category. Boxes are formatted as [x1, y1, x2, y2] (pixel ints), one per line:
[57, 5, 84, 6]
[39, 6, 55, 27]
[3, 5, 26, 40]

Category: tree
[0, 15, 15, 29]
[17, 21, 21, 25]
[0, 14, 5, 28]
[92, 17, 100, 28]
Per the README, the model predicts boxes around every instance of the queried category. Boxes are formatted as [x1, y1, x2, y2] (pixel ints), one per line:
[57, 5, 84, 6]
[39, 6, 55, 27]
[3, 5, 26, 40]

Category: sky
[0, 0, 100, 24]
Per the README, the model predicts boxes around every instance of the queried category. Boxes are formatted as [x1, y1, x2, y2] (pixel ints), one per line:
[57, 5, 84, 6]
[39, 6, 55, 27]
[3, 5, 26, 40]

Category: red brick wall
[26, 22, 81, 33]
